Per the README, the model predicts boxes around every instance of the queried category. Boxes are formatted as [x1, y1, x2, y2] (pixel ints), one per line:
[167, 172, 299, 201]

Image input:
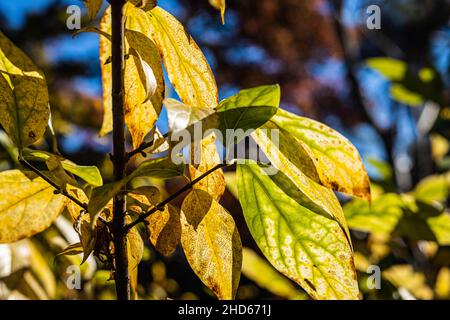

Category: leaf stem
[124, 163, 227, 232]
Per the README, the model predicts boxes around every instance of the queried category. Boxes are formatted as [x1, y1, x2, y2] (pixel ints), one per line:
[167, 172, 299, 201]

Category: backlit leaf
[270, 109, 370, 200]
[127, 0, 157, 11]
[99, 5, 164, 148]
[237, 162, 359, 300]
[147, 204, 181, 256]
[383, 265, 433, 300]
[23, 149, 103, 187]
[147, 7, 218, 109]
[0, 170, 67, 243]
[181, 189, 242, 300]
[0, 31, 49, 149]
[189, 133, 225, 200]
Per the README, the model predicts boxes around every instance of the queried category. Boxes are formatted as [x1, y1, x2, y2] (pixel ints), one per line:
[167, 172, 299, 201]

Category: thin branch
[124, 163, 228, 232]
[126, 132, 169, 160]
[19, 158, 109, 225]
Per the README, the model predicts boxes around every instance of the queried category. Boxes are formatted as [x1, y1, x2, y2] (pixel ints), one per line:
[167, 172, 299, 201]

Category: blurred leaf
[0, 170, 67, 243]
[23, 149, 103, 187]
[242, 247, 302, 299]
[147, 6, 218, 110]
[0, 31, 49, 149]
[435, 267, 450, 299]
[366, 57, 407, 81]
[383, 265, 433, 300]
[413, 172, 450, 205]
[181, 189, 242, 300]
[427, 211, 450, 245]
[237, 162, 359, 300]
[56, 242, 84, 258]
[344, 194, 404, 235]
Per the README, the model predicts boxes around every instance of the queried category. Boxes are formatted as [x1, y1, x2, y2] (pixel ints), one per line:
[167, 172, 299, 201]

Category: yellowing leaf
[0, 31, 49, 149]
[189, 133, 225, 200]
[147, 7, 218, 109]
[99, 5, 164, 148]
[83, 0, 103, 20]
[0, 170, 67, 243]
[127, 0, 157, 11]
[181, 189, 242, 300]
[208, 0, 226, 24]
[435, 267, 450, 299]
[252, 126, 351, 242]
[271, 109, 370, 200]
[237, 163, 359, 300]
[147, 204, 181, 256]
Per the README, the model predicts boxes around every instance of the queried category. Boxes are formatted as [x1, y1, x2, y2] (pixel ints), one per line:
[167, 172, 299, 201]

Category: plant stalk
[110, 0, 130, 300]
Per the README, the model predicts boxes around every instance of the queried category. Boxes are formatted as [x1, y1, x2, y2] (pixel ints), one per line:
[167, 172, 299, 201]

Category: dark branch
[124, 163, 228, 232]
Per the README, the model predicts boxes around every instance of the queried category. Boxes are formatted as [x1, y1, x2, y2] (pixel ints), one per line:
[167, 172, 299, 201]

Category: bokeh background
[0, 0, 449, 300]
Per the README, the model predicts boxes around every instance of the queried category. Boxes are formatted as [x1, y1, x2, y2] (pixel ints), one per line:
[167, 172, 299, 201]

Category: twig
[124, 163, 227, 232]
[126, 132, 169, 160]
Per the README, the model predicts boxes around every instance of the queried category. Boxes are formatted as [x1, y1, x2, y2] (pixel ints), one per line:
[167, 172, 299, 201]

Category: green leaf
[0, 170, 67, 243]
[413, 173, 450, 205]
[269, 109, 370, 200]
[366, 57, 407, 81]
[0, 31, 49, 149]
[130, 156, 184, 179]
[237, 162, 359, 300]
[23, 149, 103, 187]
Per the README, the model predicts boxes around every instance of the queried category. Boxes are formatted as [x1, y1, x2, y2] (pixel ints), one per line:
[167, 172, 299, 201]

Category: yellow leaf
[0, 31, 49, 149]
[127, 0, 157, 11]
[147, 204, 181, 256]
[435, 267, 450, 299]
[271, 109, 370, 200]
[83, 0, 103, 20]
[99, 5, 164, 148]
[181, 189, 241, 300]
[147, 7, 218, 109]
[208, 0, 226, 24]
[0, 170, 67, 243]
[189, 133, 225, 200]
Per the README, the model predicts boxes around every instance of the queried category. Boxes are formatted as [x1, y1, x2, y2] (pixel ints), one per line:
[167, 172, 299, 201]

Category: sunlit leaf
[147, 7, 218, 109]
[23, 149, 103, 187]
[147, 204, 181, 256]
[270, 109, 370, 200]
[237, 162, 359, 300]
[189, 133, 225, 200]
[131, 156, 184, 180]
[99, 5, 165, 148]
[413, 172, 449, 205]
[181, 189, 242, 300]
[252, 126, 351, 242]
[0, 31, 49, 149]
[242, 247, 303, 299]
[0, 170, 67, 243]
[127, 0, 156, 11]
